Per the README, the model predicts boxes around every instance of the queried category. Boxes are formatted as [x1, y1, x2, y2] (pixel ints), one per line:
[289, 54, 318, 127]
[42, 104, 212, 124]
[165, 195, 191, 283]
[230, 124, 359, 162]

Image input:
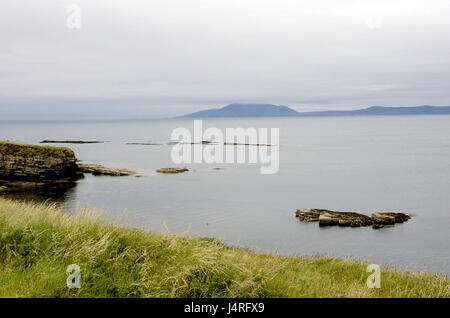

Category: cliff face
[0, 142, 82, 188]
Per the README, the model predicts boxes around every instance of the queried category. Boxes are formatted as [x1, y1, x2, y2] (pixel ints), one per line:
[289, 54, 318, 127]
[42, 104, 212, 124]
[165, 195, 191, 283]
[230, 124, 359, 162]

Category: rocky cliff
[0, 141, 83, 189]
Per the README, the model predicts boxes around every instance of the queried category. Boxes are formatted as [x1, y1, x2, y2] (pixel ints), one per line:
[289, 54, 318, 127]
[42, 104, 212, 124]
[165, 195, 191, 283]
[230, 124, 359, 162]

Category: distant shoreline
[178, 104, 450, 119]
[2, 112, 450, 123]
[2, 105, 450, 122]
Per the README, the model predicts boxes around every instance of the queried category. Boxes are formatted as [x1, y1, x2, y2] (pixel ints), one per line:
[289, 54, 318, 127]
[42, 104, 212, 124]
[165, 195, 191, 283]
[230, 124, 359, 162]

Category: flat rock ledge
[78, 163, 136, 176]
[156, 168, 189, 174]
[126, 142, 164, 145]
[41, 140, 105, 144]
[296, 209, 411, 229]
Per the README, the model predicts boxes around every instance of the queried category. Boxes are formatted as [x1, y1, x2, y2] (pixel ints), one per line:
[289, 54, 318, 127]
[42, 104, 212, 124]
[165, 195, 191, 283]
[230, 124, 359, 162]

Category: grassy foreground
[0, 198, 448, 298]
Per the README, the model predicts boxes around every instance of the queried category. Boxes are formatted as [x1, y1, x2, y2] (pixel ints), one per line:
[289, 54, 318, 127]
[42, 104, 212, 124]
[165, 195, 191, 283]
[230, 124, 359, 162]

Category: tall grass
[0, 198, 448, 298]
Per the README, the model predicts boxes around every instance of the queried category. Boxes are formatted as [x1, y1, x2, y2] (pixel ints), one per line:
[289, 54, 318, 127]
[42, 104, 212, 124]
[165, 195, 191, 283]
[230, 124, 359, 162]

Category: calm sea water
[1, 116, 450, 274]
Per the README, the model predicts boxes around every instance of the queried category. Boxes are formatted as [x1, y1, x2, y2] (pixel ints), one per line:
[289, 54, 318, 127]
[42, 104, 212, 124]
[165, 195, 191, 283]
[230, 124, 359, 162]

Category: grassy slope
[0, 198, 448, 298]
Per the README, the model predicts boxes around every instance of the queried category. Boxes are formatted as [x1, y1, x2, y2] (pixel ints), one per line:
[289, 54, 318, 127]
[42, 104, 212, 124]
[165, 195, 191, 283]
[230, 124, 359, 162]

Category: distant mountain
[178, 103, 298, 118]
[295, 105, 450, 117]
[177, 104, 450, 118]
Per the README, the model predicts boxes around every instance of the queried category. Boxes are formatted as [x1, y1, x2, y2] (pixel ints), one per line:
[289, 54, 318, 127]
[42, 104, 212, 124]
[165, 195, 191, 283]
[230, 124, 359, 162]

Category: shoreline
[0, 197, 448, 298]
[0, 141, 445, 277]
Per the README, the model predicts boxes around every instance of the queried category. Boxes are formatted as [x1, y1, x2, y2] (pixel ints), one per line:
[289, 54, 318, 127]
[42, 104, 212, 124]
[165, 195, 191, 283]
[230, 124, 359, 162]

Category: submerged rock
[40, 140, 105, 144]
[296, 208, 410, 229]
[126, 142, 164, 145]
[224, 142, 274, 146]
[167, 140, 216, 145]
[156, 168, 189, 174]
[77, 163, 136, 176]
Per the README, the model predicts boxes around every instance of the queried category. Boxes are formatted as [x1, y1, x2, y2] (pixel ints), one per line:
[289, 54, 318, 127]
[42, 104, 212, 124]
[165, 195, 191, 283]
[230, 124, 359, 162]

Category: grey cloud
[1, 0, 450, 119]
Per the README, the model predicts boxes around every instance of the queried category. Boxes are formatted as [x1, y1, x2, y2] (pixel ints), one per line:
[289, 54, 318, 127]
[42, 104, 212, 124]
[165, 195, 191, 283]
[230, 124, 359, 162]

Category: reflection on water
[0, 182, 78, 205]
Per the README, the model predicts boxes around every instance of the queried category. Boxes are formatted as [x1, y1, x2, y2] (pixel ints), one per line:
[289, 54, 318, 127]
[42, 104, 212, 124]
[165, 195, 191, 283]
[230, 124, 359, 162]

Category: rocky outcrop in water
[156, 168, 189, 174]
[126, 142, 164, 145]
[40, 140, 105, 144]
[0, 141, 83, 190]
[78, 163, 136, 176]
[371, 212, 410, 224]
[296, 209, 411, 229]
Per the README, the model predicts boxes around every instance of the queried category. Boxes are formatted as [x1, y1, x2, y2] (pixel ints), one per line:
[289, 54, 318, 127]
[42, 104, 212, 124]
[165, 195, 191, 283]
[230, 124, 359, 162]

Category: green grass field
[0, 197, 448, 298]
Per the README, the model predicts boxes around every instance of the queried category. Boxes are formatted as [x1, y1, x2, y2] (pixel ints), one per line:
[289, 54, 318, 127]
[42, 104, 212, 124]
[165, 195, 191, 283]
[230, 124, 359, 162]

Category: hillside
[178, 103, 298, 118]
[177, 104, 450, 118]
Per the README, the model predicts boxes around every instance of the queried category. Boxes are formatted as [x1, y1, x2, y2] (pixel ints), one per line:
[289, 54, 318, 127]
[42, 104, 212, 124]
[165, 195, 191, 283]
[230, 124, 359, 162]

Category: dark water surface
[1, 116, 449, 274]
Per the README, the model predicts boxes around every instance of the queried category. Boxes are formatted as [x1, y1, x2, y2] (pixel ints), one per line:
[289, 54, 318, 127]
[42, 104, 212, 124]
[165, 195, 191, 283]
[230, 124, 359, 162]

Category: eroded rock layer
[296, 209, 411, 229]
[0, 142, 82, 188]
[78, 163, 136, 176]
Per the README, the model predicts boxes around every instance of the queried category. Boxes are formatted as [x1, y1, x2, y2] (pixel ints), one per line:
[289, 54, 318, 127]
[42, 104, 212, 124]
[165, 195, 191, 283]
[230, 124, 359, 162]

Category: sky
[1, 0, 450, 119]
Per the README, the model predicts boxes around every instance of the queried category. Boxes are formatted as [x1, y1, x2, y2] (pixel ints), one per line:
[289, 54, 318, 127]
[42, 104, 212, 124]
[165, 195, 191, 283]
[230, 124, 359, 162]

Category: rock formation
[156, 168, 189, 174]
[0, 142, 141, 195]
[78, 163, 136, 176]
[296, 209, 411, 229]
[371, 212, 410, 224]
[0, 141, 83, 190]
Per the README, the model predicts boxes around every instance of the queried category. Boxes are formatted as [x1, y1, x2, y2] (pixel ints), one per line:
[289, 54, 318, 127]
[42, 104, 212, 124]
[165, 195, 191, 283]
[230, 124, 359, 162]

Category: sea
[1, 115, 449, 275]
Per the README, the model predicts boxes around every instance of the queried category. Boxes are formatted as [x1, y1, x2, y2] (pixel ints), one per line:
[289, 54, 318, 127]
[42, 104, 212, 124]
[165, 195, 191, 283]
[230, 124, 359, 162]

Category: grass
[0, 197, 448, 298]
[0, 141, 75, 159]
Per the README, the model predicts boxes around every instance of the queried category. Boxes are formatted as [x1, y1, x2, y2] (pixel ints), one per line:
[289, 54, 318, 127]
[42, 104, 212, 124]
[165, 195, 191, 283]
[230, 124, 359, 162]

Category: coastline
[1, 133, 449, 276]
[0, 197, 448, 298]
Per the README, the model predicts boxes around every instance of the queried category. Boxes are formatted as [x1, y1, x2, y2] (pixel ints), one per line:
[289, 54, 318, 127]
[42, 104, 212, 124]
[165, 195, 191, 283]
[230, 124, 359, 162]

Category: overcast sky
[1, 0, 450, 119]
